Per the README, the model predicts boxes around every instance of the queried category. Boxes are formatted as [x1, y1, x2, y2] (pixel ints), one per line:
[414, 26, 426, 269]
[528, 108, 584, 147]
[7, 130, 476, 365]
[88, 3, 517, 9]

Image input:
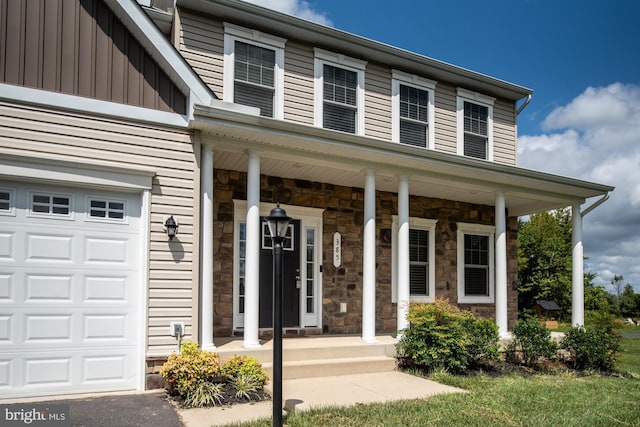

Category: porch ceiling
[191, 105, 613, 217]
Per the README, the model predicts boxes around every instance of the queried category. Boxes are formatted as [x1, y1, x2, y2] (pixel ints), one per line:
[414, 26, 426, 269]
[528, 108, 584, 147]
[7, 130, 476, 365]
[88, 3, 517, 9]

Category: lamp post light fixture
[264, 203, 291, 427]
[164, 215, 179, 240]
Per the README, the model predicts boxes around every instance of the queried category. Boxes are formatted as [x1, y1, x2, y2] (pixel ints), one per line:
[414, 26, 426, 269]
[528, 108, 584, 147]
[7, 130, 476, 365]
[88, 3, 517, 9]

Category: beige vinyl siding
[433, 82, 458, 154]
[178, 10, 224, 98]
[492, 98, 517, 165]
[364, 63, 392, 140]
[0, 101, 197, 355]
[284, 41, 314, 125]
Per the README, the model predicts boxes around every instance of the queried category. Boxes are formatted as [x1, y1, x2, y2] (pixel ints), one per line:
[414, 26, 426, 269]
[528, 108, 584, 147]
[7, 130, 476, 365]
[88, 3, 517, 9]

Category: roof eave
[176, 0, 532, 101]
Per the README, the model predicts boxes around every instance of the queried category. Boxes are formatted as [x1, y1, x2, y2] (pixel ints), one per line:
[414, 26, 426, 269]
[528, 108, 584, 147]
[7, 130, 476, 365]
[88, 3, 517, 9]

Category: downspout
[581, 191, 611, 216]
[516, 94, 532, 116]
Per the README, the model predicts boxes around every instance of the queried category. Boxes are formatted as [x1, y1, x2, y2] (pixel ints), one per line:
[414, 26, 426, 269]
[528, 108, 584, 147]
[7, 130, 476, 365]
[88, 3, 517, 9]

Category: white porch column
[572, 203, 584, 327]
[362, 169, 377, 343]
[495, 192, 508, 337]
[397, 175, 410, 333]
[200, 144, 215, 350]
[244, 151, 261, 348]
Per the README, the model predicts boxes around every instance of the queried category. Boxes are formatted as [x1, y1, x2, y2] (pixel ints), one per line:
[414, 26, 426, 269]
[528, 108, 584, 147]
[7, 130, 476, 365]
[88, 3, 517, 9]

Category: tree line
[518, 209, 640, 320]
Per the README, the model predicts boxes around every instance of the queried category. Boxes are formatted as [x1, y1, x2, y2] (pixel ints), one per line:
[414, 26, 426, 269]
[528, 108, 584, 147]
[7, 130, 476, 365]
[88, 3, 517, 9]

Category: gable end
[0, 0, 186, 114]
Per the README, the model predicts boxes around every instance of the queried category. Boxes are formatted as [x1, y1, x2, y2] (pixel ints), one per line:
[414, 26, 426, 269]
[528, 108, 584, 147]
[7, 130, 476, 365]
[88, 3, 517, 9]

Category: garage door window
[0, 189, 14, 215]
[89, 198, 126, 221]
[30, 193, 71, 217]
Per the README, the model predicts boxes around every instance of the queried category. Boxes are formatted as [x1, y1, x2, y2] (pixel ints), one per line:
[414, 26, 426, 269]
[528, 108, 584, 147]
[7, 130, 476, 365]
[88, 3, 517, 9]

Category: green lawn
[228, 336, 640, 427]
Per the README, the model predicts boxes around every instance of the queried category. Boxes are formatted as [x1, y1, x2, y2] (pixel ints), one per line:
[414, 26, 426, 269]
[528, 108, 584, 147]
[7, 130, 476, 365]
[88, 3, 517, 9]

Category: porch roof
[190, 104, 613, 217]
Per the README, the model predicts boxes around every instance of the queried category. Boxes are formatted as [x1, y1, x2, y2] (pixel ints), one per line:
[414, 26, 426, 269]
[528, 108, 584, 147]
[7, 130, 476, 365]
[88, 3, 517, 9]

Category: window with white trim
[457, 88, 495, 160]
[88, 198, 126, 221]
[223, 23, 286, 119]
[29, 192, 71, 217]
[392, 217, 437, 303]
[457, 223, 495, 303]
[314, 49, 366, 135]
[392, 70, 436, 148]
[0, 188, 14, 215]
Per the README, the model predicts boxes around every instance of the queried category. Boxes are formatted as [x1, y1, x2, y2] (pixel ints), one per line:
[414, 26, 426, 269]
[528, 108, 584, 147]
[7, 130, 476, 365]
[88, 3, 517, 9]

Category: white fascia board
[106, 0, 215, 108]
[1, 154, 155, 191]
[0, 83, 188, 127]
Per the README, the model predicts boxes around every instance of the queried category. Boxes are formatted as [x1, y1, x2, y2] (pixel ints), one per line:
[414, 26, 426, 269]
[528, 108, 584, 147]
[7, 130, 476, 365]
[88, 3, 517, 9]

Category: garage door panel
[25, 357, 72, 386]
[0, 274, 13, 301]
[0, 232, 13, 259]
[85, 237, 130, 264]
[25, 274, 73, 301]
[26, 233, 74, 262]
[0, 181, 143, 398]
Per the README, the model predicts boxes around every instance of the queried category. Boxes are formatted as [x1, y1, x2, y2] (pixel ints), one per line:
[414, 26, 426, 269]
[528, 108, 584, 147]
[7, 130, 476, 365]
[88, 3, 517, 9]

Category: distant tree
[584, 283, 611, 313]
[619, 284, 640, 318]
[518, 209, 573, 316]
[610, 274, 625, 300]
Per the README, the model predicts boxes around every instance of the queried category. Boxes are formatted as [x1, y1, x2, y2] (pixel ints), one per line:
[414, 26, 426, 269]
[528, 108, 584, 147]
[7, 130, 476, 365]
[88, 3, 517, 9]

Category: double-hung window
[392, 217, 437, 303]
[392, 70, 436, 148]
[314, 49, 366, 135]
[457, 223, 495, 303]
[457, 88, 494, 160]
[223, 23, 286, 118]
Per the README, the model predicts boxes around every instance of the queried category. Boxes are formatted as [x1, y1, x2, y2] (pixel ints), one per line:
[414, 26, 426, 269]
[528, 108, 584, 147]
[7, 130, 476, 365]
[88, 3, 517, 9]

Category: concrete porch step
[213, 335, 399, 380]
[263, 355, 397, 380]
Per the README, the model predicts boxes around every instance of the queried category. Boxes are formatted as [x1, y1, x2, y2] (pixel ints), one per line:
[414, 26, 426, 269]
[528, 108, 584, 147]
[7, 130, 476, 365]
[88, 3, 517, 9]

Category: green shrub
[505, 317, 557, 367]
[396, 299, 500, 374]
[584, 310, 625, 331]
[560, 327, 620, 372]
[232, 373, 262, 400]
[183, 382, 224, 408]
[160, 341, 222, 398]
[222, 355, 268, 388]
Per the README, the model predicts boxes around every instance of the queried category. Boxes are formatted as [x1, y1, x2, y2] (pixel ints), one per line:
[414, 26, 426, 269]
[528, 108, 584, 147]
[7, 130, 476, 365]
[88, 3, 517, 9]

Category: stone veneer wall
[212, 169, 518, 337]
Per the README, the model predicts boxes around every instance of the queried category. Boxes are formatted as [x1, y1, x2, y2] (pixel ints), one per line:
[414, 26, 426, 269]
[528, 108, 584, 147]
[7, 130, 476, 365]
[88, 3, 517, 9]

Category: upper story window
[314, 49, 366, 135]
[392, 217, 437, 303]
[457, 88, 495, 160]
[392, 70, 436, 148]
[224, 23, 286, 119]
[457, 223, 495, 304]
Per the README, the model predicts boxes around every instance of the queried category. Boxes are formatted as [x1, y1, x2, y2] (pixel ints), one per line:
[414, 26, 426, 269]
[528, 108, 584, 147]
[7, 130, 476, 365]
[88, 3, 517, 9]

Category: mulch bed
[168, 383, 270, 409]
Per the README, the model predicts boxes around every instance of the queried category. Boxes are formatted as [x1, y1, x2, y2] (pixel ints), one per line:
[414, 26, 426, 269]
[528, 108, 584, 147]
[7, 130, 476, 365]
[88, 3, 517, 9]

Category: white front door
[0, 181, 143, 398]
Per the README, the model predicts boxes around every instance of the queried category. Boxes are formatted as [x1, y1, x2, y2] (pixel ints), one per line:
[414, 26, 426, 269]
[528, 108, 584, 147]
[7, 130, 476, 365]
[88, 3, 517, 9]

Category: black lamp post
[264, 203, 291, 427]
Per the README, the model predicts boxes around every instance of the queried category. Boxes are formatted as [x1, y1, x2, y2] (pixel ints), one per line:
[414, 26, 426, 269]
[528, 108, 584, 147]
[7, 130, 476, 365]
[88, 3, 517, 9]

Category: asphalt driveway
[36, 392, 183, 427]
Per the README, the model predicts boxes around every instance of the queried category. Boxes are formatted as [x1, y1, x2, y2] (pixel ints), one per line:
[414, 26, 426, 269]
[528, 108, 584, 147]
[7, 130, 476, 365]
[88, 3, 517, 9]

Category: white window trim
[86, 195, 128, 224]
[456, 88, 495, 161]
[313, 48, 367, 135]
[223, 23, 287, 119]
[457, 222, 495, 304]
[392, 70, 436, 149]
[0, 187, 16, 216]
[27, 191, 73, 220]
[392, 216, 437, 303]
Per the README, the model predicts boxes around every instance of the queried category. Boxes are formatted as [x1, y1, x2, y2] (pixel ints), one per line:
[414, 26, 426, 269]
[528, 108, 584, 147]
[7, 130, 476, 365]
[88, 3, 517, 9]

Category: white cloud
[239, 0, 332, 26]
[519, 83, 640, 292]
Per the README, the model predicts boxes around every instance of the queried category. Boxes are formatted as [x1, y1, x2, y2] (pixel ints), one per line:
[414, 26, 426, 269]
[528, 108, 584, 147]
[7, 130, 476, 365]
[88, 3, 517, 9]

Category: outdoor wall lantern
[264, 203, 291, 427]
[164, 215, 179, 240]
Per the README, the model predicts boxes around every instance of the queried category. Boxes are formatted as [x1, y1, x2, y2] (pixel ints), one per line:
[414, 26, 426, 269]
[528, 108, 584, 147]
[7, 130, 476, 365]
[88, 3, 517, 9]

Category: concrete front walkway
[179, 371, 465, 426]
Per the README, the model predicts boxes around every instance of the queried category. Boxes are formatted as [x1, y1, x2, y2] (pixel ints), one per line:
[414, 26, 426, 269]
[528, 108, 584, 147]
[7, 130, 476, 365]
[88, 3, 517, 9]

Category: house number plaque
[333, 232, 341, 267]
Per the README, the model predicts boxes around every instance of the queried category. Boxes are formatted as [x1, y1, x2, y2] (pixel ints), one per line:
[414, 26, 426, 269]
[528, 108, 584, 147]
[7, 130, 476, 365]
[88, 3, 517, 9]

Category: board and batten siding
[364, 63, 392, 141]
[178, 10, 224, 98]
[0, 101, 198, 355]
[0, 0, 186, 114]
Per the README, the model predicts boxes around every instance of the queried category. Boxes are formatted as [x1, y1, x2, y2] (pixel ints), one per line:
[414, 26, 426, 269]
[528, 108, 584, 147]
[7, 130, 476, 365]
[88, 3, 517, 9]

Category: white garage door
[0, 180, 144, 398]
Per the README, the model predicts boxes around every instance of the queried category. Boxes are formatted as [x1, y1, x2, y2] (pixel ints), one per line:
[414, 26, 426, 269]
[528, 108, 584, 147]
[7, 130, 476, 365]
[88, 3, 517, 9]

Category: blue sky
[244, 0, 640, 293]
